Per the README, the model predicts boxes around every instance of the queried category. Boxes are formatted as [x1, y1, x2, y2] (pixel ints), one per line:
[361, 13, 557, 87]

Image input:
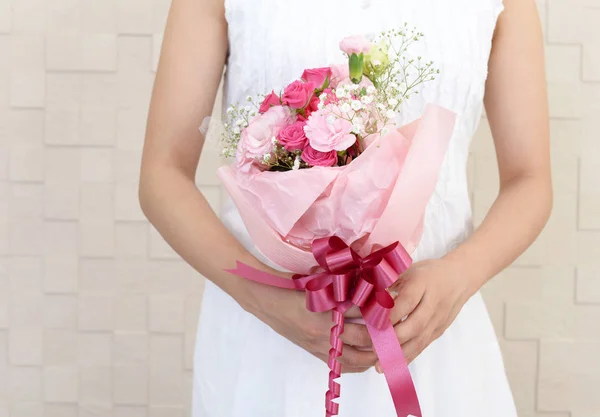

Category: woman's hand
[375, 258, 475, 371]
[245, 281, 378, 374]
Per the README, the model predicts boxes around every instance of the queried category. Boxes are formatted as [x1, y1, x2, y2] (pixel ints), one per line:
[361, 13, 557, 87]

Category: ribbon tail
[225, 261, 298, 290]
[364, 315, 422, 417]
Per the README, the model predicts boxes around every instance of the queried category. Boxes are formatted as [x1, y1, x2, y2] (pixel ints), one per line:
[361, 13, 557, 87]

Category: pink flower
[304, 109, 356, 152]
[282, 80, 316, 109]
[301, 67, 332, 89]
[321, 88, 338, 106]
[278, 121, 308, 151]
[329, 64, 350, 88]
[301, 144, 338, 167]
[236, 106, 296, 170]
[339, 35, 373, 55]
[305, 95, 320, 118]
[259, 90, 281, 113]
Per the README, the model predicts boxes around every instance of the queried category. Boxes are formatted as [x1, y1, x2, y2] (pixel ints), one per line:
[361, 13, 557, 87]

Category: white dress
[193, 0, 518, 416]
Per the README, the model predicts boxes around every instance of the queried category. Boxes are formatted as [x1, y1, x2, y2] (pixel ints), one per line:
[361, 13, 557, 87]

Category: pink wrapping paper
[218, 104, 456, 273]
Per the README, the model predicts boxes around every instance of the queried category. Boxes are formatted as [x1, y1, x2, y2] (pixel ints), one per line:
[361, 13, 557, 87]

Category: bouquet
[218, 26, 456, 417]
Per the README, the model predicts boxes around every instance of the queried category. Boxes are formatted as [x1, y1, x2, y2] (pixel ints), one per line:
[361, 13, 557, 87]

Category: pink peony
[278, 121, 308, 151]
[329, 64, 350, 88]
[236, 106, 296, 170]
[339, 35, 373, 55]
[301, 144, 338, 167]
[301, 67, 332, 89]
[304, 109, 356, 152]
[282, 80, 316, 109]
[259, 90, 281, 113]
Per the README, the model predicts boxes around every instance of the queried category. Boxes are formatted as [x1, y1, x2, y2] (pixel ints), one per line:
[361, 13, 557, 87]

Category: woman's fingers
[389, 279, 425, 325]
[338, 323, 372, 348]
[337, 345, 378, 369]
[393, 295, 433, 345]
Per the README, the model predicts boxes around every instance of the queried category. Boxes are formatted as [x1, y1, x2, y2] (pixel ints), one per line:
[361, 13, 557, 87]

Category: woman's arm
[378, 0, 552, 368]
[140, 0, 376, 372]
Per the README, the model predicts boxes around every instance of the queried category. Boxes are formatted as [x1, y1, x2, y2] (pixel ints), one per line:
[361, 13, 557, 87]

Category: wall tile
[80, 259, 117, 294]
[44, 182, 80, 220]
[45, 148, 81, 182]
[12, 0, 45, 34]
[82, 35, 118, 72]
[9, 183, 43, 219]
[80, 183, 114, 222]
[43, 329, 77, 366]
[44, 221, 79, 256]
[115, 222, 148, 258]
[149, 335, 182, 371]
[115, 294, 147, 332]
[148, 295, 184, 333]
[10, 402, 43, 417]
[81, 0, 117, 33]
[9, 329, 43, 365]
[43, 295, 78, 329]
[43, 255, 78, 293]
[79, 366, 112, 405]
[79, 220, 115, 257]
[117, 0, 153, 35]
[78, 333, 113, 367]
[579, 156, 600, 230]
[115, 184, 145, 221]
[148, 368, 184, 407]
[78, 294, 113, 331]
[43, 366, 78, 402]
[114, 365, 148, 405]
[114, 332, 148, 367]
[577, 267, 600, 303]
[9, 71, 45, 108]
[539, 341, 600, 411]
[115, 406, 148, 417]
[45, 404, 78, 417]
[9, 367, 43, 401]
[81, 148, 114, 183]
[79, 404, 112, 417]
[9, 145, 45, 182]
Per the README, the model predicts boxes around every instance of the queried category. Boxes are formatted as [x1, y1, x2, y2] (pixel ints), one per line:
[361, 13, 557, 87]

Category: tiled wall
[0, 0, 598, 416]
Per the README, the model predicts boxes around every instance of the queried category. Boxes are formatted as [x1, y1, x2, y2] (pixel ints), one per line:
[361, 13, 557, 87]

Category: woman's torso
[221, 0, 504, 260]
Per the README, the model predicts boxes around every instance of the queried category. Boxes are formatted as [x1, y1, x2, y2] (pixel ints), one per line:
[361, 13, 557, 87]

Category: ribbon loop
[225, 236, 422, 417]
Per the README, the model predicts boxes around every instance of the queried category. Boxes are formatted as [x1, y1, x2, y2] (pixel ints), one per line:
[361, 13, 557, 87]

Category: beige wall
[0, 0, 598, 416]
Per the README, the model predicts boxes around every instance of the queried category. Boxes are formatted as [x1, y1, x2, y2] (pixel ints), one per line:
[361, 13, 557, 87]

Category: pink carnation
[304, 109, 356, 152]
[278, 121, 308, 151]
[329, 64, 350, 88]
[282, 80, 316, 109]
[236, 106, 296, 171]
[339, 35, 372, 55]
[301, 145, 338, 167]
[259, 90, 281, 113]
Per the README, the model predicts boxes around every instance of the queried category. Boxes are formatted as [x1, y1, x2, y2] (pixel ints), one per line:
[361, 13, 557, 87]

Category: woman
[140, 0, 552, 415]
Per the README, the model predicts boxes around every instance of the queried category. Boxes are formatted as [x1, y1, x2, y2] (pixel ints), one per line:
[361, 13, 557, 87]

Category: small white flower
[372, 59, 381, 66]
[262, 153, 270, 162]
[386, 109, 396, 119]
[293, 156, 300, 170]
[271, 136, 277, 144]
[233, 127, 241, 135]
[246, 95, 253, 102]
[367, 86, 377, 94]
[340, 103, 352, 113]
[226, 107, 234, 114]
[381, 127, 390, 136]
[319, 93, 327, 101]
[361, 95, 373, 105]
[349, 84, 360, 91]
[388, 98, 398, 107]
[389, 82, 399, 90]
[235, 119, 244, 126]
[351, 123, 364, 134]
[377, 103, 387, 110]
[318, 102, 324, 110]
[351, 100, 363, 111]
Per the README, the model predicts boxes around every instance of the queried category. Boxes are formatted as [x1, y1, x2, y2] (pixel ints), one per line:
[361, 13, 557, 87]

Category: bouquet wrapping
[216, 28, 456, 417]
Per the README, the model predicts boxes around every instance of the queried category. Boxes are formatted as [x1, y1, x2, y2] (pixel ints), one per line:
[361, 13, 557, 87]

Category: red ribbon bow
[227, 237, 422, 417]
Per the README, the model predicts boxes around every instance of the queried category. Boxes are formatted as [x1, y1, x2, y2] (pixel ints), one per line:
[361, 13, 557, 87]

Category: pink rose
[282, 80, 316, 109]
[305, 95, 320, 117]
[339, 35, 373, 55]
[278, 121, 308, 151]
[304, 109, 356, 152]
[259, 90, 281, 113]
[301, 144, 338, 167]
[236, 106, 296, 171]
[329, 63, 350, 88]
[301, 67, 332, 89]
